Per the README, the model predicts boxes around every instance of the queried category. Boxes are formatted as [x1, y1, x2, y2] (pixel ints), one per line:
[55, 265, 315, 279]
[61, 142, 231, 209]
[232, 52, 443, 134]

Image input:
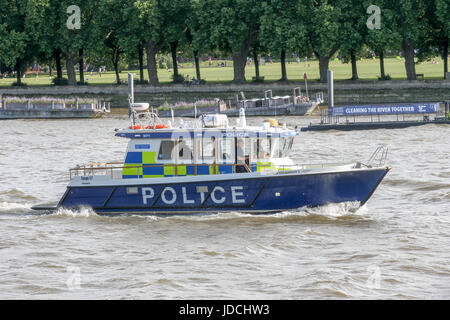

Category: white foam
[0, 201, 32, 214]
[52, 206, 97, 218]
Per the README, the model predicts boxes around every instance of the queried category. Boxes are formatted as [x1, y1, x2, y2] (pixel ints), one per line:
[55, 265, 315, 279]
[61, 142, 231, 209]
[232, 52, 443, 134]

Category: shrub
[172, 73, 185, 84]
[11, 81, 27, 87]
[52, 77, 69, 86]
[134, 79, 149, 85]
[378, 74, 392, 81]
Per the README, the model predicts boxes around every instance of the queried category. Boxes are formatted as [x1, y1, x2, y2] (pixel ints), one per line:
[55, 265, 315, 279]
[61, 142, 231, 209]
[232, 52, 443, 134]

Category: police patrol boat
[32, 110, 390, 215]
[32, 75, 390, 215]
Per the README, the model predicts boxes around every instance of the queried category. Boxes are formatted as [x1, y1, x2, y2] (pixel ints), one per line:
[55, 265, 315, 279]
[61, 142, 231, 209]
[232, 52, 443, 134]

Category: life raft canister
[129, 124, 169, 130]
[264, 118, 279, 127]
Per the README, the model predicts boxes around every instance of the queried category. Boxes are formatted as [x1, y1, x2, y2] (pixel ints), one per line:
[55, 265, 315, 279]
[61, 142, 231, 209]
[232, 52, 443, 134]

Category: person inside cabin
[236, 139, 249, 173]
[255, 139, 270, 159]
[178, 139, 192, 160]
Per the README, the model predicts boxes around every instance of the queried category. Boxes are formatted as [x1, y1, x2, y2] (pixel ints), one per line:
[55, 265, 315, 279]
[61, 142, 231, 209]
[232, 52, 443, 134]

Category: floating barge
[301, 102, 450, 132]
[221, 88, 323, 117]
[0, 96, 110, 119]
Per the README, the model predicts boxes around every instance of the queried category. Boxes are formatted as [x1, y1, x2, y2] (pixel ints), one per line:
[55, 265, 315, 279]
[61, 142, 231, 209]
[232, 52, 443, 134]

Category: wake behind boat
[32, 75, 390, 215]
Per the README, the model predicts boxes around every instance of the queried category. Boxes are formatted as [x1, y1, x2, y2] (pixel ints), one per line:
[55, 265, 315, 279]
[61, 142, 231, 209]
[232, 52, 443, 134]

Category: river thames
[0, 111, 449, 299]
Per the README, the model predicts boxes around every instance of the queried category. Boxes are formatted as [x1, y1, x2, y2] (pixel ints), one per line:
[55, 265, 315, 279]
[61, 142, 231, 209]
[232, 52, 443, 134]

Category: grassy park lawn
[0, 57, 447, 87]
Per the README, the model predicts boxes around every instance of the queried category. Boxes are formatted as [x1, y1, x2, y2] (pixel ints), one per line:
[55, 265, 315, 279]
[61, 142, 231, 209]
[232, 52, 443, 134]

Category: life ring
[129, 125, 142, 129]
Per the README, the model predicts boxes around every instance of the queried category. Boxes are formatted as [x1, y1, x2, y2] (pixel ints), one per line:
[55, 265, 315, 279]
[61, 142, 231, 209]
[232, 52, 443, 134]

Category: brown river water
[0, 110, 449, 299]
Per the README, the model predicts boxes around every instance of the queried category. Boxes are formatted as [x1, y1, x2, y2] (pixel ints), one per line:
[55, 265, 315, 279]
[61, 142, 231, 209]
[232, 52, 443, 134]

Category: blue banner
[330, 103, 441, 116]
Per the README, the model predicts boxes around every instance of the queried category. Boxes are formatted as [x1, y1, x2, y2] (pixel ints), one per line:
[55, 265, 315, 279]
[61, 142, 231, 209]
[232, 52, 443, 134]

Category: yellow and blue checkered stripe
[122, 151, 231, 179]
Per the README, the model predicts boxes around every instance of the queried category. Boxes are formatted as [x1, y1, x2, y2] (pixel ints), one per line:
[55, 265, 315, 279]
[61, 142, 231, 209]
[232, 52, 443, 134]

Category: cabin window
[158, 140, 175, 160]
[272, 137, 294, 158]
[201, 136, 216, 161]
[255, 137, 271, 159]
[219, 138, 234, 162]
[178, 138, 193, 160]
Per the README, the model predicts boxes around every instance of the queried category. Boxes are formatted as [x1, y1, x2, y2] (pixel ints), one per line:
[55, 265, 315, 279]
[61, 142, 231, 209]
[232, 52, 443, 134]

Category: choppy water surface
[0, 111, 449, 299]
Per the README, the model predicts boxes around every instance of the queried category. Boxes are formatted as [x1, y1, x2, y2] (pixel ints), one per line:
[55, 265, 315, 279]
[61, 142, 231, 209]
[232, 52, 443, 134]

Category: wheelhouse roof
[115, 127, 299, 139]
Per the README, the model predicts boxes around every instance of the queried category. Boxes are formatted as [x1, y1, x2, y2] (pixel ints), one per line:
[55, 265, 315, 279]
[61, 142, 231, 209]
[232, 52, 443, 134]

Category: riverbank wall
[1, 80, 449, 109]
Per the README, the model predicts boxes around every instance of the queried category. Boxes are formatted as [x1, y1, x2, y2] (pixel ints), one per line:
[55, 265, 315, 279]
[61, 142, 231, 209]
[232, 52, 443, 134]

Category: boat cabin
[115, 125, 298, 179]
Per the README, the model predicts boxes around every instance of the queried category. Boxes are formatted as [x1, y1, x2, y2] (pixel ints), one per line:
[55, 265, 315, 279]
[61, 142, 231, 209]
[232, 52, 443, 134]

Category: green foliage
[0, 0, 447, 85]
[171, 73, 185, 84]
[260, 0, 307, 56]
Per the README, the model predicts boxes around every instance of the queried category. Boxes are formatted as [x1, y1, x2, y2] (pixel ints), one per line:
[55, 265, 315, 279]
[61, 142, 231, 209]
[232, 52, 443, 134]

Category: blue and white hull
[55, 165, 390, 215]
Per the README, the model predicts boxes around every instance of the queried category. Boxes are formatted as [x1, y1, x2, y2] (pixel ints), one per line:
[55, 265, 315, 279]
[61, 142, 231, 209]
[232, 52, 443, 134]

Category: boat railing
[69, 161, 369, 180]
[70, 162, 256, 180]
[363, 145, 388, 168]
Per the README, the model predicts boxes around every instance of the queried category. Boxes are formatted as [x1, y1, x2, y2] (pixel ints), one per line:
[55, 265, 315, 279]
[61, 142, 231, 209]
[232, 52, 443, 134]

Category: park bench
[416, 73, 424, 80]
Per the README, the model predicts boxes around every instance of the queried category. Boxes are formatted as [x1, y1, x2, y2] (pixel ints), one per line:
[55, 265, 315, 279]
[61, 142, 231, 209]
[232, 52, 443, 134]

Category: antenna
[128, 73, 134, 124]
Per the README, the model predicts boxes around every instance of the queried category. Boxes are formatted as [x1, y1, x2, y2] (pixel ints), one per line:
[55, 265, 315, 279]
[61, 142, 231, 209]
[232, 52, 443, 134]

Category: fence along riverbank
[0, 95, 110, 119]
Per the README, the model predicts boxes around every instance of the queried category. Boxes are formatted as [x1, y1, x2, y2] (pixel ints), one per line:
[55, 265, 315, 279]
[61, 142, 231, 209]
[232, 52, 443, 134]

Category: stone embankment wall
[1, 80, 449, 108]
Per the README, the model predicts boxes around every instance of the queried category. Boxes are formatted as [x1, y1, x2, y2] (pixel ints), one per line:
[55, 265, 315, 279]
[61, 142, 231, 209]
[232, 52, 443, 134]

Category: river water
[0, 110, 449, 300]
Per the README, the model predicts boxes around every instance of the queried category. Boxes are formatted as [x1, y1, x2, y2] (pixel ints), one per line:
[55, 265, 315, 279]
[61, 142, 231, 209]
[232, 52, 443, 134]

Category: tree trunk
[138, 42, 144, 82]
[65, 51, 77, 85]
[194, 50, 201, 80]
[402, 38, 416, 80]
[443, 37, 448, 79]
[379, 49, 385, 78]
[112, 48, 121, 85]
[54, 49, 63, 80]
[318, 56, 330, 83]
[232, 40, 249, 84]
[79, 48, 84, 84]
[170, 41, 179, 82]
[146, 39, 159, 86]
[280, 49, 287, 81]
[15, 58, 22, 86]
[350, 50, 358, 80]
[253, 46, 259, 78]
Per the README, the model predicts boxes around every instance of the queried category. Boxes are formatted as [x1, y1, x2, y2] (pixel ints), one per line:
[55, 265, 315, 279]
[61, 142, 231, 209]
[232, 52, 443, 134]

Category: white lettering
[182, 187, 195, 204]
[211, 186, 226, 204]
[142, 187, 154, 205]
[231, 186, 245, 204]
[66, 5, 81, 30]
[161, 187, 177, 204]
[366, 5, 381, 30]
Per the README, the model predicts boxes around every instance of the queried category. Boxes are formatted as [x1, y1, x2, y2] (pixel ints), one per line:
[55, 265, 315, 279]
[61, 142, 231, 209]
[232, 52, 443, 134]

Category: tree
[364, 0, 401, 79]
[135, 0, 165, 86]
[93, 0, 129, 85]
[186, 0, 204, 81]
[416, 0, 449, 79]
[435, 0, 449, 78]
[158, 0, 192, 83]
[119, 1, 148, 83]
[338, 0, 368, 80]
[300, 0, 341, 83]
[197, 0, 262, 83]
[260, 0, 307, 81]
[0, 0, 40, 86]
[388, 0, 429, 80]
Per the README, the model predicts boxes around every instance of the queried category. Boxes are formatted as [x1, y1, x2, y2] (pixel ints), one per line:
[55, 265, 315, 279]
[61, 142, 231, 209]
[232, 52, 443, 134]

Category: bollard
[327, 69, 334, 112]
